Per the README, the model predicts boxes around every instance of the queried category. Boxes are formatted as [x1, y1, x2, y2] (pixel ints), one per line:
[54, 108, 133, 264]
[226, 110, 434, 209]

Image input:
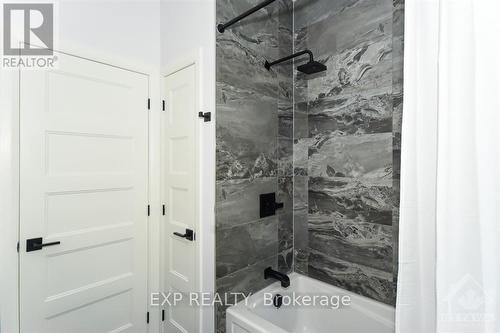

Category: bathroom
[1, 0, 499, 332]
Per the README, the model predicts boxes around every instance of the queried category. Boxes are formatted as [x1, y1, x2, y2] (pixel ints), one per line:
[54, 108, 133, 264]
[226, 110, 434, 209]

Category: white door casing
[19, 51, 149, 333]
[161, 64, 199, 332]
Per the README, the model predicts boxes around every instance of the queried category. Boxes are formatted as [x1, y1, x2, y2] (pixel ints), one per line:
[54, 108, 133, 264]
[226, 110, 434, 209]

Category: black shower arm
[217, 0, 277, 33]
[265, 50, 315, 70]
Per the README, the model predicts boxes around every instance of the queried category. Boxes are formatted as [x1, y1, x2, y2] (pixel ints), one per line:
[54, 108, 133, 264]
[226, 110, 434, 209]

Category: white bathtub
[226, 273, 394, 333]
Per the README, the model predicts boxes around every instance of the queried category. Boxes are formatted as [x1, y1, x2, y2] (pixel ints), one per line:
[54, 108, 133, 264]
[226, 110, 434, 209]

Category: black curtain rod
[265, 50, 314, 70]
[217, 0, 277, 33]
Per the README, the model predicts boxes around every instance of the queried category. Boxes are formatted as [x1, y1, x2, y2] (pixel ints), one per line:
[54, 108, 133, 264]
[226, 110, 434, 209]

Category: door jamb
[0, 68, 21, 333]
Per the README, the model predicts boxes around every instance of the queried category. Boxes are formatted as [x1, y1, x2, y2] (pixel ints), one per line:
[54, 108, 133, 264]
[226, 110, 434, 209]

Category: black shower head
[265, 49, 327, 75]
[297, 60, 327, 75]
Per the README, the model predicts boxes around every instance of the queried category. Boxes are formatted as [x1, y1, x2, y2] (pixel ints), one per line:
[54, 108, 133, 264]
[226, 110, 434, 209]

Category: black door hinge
[146, 311, 149, 324]
[17, 241, 19, 253]
[198, 112, 211, 122]
[162, 309, 165, 321]
[162, 100, 165, 111]
[147, 98, 151, 110]
[162, 204, 166, 216]
[147, 205, 150, 216]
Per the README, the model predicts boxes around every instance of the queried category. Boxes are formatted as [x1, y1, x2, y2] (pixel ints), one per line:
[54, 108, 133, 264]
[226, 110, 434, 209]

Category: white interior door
[161, 64, 199, 333]
[19, 51, 149, 333]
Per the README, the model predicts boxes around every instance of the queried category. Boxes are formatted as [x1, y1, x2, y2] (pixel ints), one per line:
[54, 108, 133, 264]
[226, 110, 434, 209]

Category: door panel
[162, 64, 198, 333]
[19, 51, 149, 333]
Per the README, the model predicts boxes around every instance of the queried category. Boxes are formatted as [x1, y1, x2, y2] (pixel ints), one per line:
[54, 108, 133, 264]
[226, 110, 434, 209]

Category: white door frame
[0, 66, 21, 333]
[0, 43, 162, 333]
[160, 47, 215, 333]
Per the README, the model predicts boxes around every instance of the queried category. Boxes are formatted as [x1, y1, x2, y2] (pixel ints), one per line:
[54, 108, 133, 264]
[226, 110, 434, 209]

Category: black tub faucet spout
[264, 267, 290, 288]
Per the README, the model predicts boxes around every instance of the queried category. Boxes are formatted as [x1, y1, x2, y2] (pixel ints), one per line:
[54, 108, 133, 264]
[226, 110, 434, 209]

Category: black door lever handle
[173, 229, 195, 241]
[26, 237, 61, 252]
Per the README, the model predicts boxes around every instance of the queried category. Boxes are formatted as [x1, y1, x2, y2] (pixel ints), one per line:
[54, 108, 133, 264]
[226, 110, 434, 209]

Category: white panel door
[162, 64, 199, 333]
[19, 51, 149, 333]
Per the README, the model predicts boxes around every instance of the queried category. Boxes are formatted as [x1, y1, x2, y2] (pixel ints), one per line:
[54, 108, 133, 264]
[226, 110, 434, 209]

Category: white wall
[161, 1, 216, 332]
[59, 0, 160, 67]
[161, 0, 214, 68]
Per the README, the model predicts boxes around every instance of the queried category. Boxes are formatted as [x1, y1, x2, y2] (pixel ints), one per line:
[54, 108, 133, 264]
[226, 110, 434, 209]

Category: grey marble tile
[304, 0, 393, 58]
[277, 0, 293, 60]
[278, 103, 293, 133]
[293, 208, 309, 252]
[291, 0, 401, 310]
[277, 11, 293, 100]
[293, 138, 311, 176]
[293, 22, 309, 105]
[393, 148, 401, 182]
[278, 212, 293, 250]
[393, 0, 405, 39]
[293, 111, 308, 141]
[215, 0, 403, 326]
[392, 1, 403, 285]
[305, 46, 394, 136]
[216, 0, 280, 98]
[278, 176, 293, 212]
[308, 92, 393, 136]
[309, 176, 394, 226]
[277, 0, 293, 26]
[216, 35, 278, 99]
[216, 83, 278, 181]
[278, 176, 293, 254]
[216, 216, 278, 278]
[294, 91, 309, 151]
[392, 35, 404, 96]
[308, 215, 393, 272]
[392, 36, 404, 151]
[216, 256, 278, 333]
[307, 250, 396, 305]
[278, 247, 294, 273]
[294, 73, 308, 102]
[215, 0, 290, 330]
[308, 133, 393, 179]
[294, 24, 308, 51]
[293, 0, 375, 30]
[277, 11, 293, 103]
[216, 0, 280, 37]
[279, 74, 293, 101]
[302, 1, 394, 137]
[293, 176, 308, 211]
[392, 1, 404, 116]
[393, 94, 403, 147]
[294, 247, 309, 275]
[216, 177, 278, 228]
[278, 137, 293, 177]
[392, 208, 399, 283]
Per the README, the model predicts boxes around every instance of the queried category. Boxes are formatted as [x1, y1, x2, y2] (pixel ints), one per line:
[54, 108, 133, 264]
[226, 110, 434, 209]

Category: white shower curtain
[396, 1, 500, 333]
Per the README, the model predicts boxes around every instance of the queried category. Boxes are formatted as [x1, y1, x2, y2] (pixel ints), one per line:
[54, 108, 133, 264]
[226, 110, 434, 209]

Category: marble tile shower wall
[215, 0, 293, 332]
[293, 0, 404, 306]
[216, 0, 403, 329]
